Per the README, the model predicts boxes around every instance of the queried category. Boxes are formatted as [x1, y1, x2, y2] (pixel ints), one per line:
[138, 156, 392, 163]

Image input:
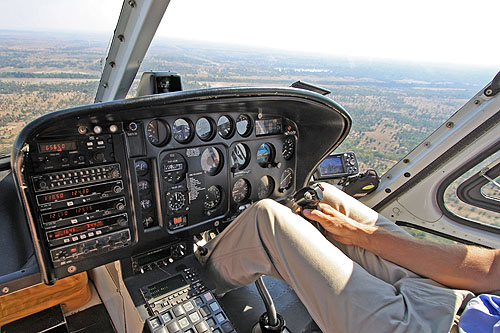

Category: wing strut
[95, 0, 171, 103]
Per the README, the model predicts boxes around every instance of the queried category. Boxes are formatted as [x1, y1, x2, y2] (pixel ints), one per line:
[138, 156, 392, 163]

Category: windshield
[1, 0, 498, 175]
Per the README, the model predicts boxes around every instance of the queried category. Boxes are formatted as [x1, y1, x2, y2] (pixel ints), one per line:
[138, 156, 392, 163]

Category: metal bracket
[484, 71, 500, 97]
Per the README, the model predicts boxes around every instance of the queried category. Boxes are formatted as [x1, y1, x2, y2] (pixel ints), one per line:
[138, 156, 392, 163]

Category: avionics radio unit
[30, 134, 115, 173]
[30, 163, 132, 268]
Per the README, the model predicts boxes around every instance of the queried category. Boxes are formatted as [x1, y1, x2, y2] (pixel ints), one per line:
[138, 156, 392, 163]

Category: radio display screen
[137, 247, 172, 266]
[255, 119, 282, 136]
[317, 155, 345, 178]
[38, 140, 77, 153]
[41, 198, 123, 223]
[47, 220, 106, 240]
[36, 182, 119, 205]
[148, 274, 188, 299]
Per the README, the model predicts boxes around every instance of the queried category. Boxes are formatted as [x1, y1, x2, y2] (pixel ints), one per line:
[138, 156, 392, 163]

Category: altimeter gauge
[204, 185, 222, 211]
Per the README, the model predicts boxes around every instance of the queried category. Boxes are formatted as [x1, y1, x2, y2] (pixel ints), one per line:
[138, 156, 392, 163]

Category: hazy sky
[1, 0, 499, 67]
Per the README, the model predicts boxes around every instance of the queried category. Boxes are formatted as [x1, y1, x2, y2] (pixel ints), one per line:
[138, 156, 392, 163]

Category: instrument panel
[136, 112, 298, 234]
[11, 87, 351, 284]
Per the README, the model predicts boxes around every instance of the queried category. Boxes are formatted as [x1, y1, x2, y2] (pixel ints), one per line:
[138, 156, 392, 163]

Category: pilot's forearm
[304, 205, 500, 293]
[354, 227, 500, 293]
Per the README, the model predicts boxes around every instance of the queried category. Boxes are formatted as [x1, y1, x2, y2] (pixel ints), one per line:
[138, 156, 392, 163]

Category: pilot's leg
[197, 199, 464, 333]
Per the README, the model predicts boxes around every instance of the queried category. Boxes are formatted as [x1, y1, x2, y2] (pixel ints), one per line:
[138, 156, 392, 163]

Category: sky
[1, 0, 499, 67]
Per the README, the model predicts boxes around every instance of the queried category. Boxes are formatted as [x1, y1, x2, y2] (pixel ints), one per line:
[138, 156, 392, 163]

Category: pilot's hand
[302, 203, 377, 246]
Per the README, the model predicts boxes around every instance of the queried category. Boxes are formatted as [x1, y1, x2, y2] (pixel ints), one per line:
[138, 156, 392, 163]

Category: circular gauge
[138, 180, 151, 193]
[230, 143, 250, 171]
[258, 176, 275, 200]
[282, 137, 295, 160]
[279, 168, 294, 192]
[167, 191, 186, 212]
[232, 178, 251, 203]
[236, 114, 252, 137]
[146, 119, 170, 146]
[256, 143, 275, 167]
[172, 118, 193, 143]
[204, 185, 222, 211]
[217, 115, 235, 139]
[195, 117, 215, 141]
[161, 153, 187, 184]
[201, 147, 223, 176]
[135, 160, 149, 176]
[140, 199, 152, 210]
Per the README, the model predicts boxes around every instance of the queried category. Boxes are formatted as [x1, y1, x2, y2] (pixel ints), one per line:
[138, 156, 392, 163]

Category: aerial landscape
[0, 29, 496, 175]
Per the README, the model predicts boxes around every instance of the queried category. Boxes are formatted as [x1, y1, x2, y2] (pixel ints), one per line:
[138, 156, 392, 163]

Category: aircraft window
[442, 149, 500, 229]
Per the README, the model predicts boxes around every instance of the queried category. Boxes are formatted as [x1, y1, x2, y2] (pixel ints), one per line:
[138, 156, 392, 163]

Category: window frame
[436, 141, 500, 234]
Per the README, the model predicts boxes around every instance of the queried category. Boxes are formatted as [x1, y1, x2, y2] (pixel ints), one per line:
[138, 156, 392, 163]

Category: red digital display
[41, 198, 124, 224]
[37, 183, 110, 204]
[43, 204, 95, 222]
[39, 188, 90, 204]
[48, 220, 105, 239]
[42, 192, 66, 203]
[71, 187, 91, 197]
[38, 140, 77, 153]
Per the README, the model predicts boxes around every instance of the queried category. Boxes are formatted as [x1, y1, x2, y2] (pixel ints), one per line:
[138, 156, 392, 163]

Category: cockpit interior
[1, 1, 499, 332]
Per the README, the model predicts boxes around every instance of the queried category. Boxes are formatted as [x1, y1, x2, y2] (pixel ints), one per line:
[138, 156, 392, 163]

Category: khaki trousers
[197, 183, 473, 332]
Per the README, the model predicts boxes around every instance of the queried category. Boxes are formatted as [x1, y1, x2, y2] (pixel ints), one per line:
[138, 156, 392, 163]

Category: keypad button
[172, 305, 185, 317]
[166, 321, 181, 333]
[206, 318, 216, 327]
[178, 317, 190, 329]
[215, 312, 226, 323]
[209, 302, 220, 312]
[221, 322, 234, 333]
[195, 321, 210, 333]
[149, 317, 161, 330]
[161, 311, 172, 323]
[202, 292, 213, 303]
[189, 311, 201, 323]
[183, 301, 194, 312]
[199, 306, 210, 317]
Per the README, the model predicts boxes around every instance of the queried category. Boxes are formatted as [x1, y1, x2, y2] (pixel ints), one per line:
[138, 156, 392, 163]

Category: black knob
[91, 152, 104, 163]
[113, 185, 123, 193]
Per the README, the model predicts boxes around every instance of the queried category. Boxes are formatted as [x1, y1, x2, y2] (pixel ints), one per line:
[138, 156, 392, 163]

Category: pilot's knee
[253, 198, 282, 211]
[252, 199, 292, 231]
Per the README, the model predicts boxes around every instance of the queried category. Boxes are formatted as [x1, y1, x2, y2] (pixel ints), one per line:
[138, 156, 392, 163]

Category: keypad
[145, 269, 236, 332]
[147, 293, 235, 332]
